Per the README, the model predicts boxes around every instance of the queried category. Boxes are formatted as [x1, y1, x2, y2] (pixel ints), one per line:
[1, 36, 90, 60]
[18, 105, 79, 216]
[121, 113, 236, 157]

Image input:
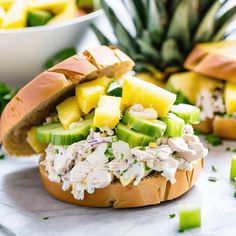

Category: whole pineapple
[92, 0, 236, 80]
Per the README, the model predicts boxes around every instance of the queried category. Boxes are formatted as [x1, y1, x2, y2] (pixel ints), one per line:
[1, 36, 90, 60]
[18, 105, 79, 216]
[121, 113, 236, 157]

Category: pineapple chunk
[122, 77, 176, 117]
[57, 96, 81, 129]
[0, 0, 14, 11]
[0, 6, 5, 27]
[93, 95, 121, 129]
[76, 77, 112, 115]
[167, 72, 222, 104]
[28, 0, 68, 14]
[225, 82, 236, 114]
[2, 0, 27, 29]
[48, 0, 77, 25]
[26, 127, 47, 153]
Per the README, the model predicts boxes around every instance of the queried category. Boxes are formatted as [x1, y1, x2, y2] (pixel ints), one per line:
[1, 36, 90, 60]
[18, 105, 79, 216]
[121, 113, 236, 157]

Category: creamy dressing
[41, 125, 207, 201]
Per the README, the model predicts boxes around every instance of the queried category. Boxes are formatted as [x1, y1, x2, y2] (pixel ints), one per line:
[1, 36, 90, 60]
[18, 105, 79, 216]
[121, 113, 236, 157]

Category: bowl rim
[0, 9, 103, 34]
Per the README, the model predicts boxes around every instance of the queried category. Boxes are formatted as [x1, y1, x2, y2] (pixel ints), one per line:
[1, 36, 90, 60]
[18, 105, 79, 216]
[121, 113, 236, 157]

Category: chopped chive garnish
[206, 134, 222, 146]
[169, 214, 176, 219]
[211, 165, 217, 172]
[43, 217, 49, 220]
[208, 176, 217, 182]
[234, 192, 236, 198]
[226, 147, 231, 151]
[232, 148, 236, 153]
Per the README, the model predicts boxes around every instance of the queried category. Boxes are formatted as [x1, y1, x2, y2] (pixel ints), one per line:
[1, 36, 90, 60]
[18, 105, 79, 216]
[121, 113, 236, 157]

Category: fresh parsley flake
[211, 165, 217, 172]
[226, 147, 231, 151]
[194, 129, 201, 135]
[206, 134, 222, 146]
[43, 217, 49, 220]
[208, 176, 217, 182]
[234, 192, 236, 198]
[139, 146, 146, 151]
[145, 165, 151, 172]
[232, 148, 236, 153]
[169, 214, 176, 219]
[0, 149, 5, 159]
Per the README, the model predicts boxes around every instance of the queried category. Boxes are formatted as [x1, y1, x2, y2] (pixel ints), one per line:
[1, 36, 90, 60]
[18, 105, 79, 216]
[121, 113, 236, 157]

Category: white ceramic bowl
[0, 9, 103, 87]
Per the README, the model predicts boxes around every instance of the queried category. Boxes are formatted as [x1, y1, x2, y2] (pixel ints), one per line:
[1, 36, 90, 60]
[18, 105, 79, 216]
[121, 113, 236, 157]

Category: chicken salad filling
[197, 87, 226, 121]
[41, 124, 207, 201]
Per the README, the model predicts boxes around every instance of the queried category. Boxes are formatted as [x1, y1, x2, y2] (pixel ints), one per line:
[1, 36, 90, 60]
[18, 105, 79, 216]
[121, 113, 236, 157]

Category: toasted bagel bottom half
[39, 156, 203, 208]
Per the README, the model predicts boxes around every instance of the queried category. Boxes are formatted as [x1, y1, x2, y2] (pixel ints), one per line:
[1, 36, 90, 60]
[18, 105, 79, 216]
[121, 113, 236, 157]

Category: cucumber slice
[107, 81, 122, 97]
[170, 104, 200, 124]
[179, 205, 201, 231]
[27, 10, 53, 27]
[51, 119, 92, 146]
[36, 123, 63, 144]
[115, 123, 155, 147]
[122, 110, 166, 138]
[160, 113, 185, 137]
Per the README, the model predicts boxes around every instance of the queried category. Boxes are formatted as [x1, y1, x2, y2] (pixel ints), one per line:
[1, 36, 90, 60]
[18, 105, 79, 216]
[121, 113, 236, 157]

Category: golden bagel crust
[39, 158, 203, 208]
[0, 46, 134, 156]
[184, 41, 236, 82]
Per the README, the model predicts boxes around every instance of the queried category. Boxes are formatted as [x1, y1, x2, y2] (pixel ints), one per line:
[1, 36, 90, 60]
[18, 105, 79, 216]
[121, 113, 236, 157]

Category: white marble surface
[0, 139, 236, 236]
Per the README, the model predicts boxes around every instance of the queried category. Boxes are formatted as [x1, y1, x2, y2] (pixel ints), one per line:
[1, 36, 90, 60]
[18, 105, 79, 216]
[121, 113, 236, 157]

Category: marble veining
[0, 139, 236, 236]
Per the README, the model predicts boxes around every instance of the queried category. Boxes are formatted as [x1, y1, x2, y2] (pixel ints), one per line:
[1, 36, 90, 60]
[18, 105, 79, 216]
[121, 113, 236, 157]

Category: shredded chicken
[130, 104, 158, 119]
[197, 88, 225, 120]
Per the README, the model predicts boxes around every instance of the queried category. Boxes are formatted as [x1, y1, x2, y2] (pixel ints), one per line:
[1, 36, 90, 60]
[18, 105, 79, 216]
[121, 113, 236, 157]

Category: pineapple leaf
[90, 24, 113, 45]
[199, 0, 217, 18]
[188, 0, 200, 35]
[147, 0, 166, 46]
[165, 0, 180, 18]
[167, 0, 190, 52]
[122, 0, 147, 37]
[213, 5, 236, 40]
[194, 1, 221, 42]
[136, 39, 161, 62]
[161, 39, 183, 67]
[100, 0, 137, 57]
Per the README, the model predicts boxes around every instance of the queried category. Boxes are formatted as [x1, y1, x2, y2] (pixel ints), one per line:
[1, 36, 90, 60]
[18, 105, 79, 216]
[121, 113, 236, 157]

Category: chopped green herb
[178, 229, 185, 233]
[133, 160, 138, 164]
[206, 134, 222, 146]
[234, 192, 236, 198]
[169, 214, 176, 219]
[145, 165, 151, 172]
[194, 129, 201, 135]
[105, 147, 114, 161]
[211, 165, 217, 172]
[232, 148, 236, 153]
[226, 147, 231, 151]
[139, 146, 146, 151]
[54, 149, 59, 154]
[208, 176, 217, 182]
[43, 217, 49, 220]
[112, 136, 119, 142]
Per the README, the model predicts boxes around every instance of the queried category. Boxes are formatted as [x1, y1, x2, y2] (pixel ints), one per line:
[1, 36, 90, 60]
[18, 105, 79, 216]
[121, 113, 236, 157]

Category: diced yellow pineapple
[76, 77, 112, 115]
[0, 6, 5, 27]
[48, 0, 77, 25]
[225, 82, 236, 114]
[167, 72, 222, 104]
[28, 0, 68, 14]
[122, 77, 176, 117]
[56, 96, 81, 129]
[26, 127, 47, 153]
[0, 0, 14, 11]
[93, 95, 121, 129]
[1, 0, 27, 29]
